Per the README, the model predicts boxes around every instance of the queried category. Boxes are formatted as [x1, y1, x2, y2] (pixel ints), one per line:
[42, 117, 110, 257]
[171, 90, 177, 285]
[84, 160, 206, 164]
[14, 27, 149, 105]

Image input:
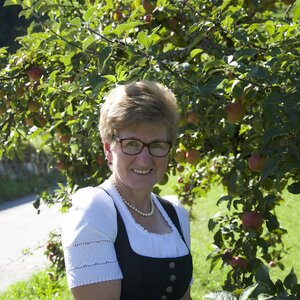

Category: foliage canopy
[0, 0, 300, 296]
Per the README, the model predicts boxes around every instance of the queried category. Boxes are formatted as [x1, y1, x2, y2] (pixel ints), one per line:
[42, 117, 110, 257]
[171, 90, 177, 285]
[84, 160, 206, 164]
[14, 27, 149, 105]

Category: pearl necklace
[113, 184, 155, 217]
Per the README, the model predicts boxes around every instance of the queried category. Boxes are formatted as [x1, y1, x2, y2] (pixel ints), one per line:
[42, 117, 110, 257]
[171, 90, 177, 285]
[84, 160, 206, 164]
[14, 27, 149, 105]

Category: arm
[71, 280, 121, 300]
[181, 286, 192, 300]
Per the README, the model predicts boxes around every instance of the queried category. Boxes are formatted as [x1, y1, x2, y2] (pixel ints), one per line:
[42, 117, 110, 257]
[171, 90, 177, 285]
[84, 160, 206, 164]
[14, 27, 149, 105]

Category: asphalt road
[0, 194, 64, 292]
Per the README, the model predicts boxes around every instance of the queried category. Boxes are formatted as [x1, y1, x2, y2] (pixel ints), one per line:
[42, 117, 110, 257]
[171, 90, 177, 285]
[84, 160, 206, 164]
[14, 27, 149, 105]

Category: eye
[122, 139, 141, 149]
[151, 142, 169, 150]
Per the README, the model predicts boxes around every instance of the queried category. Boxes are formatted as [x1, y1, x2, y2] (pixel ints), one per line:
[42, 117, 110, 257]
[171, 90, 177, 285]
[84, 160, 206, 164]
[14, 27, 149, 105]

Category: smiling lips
[133, 169, 152, 175]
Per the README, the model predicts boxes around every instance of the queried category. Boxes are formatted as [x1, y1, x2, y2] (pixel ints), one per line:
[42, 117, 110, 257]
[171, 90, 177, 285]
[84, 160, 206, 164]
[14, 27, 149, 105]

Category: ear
[104, 142, 113, 163]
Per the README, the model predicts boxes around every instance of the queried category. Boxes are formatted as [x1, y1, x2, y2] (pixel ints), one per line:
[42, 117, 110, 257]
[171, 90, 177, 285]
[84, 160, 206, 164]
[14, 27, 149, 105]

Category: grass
[1, 180, 299, 299]
[0, 270, 71, 300]
[0, 171, 65, 203]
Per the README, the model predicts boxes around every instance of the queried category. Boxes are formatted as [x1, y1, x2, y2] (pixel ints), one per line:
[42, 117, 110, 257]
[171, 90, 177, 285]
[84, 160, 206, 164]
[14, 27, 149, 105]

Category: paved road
[0, 194, 64, 292]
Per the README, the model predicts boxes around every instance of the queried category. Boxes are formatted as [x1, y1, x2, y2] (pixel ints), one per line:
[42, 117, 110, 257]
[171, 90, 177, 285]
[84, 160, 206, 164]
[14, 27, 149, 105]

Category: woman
[62, 80, 193, 300]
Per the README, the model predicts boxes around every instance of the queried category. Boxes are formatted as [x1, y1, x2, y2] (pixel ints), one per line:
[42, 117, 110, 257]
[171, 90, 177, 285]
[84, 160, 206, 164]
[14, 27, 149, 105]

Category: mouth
[132, 169, 152, 175]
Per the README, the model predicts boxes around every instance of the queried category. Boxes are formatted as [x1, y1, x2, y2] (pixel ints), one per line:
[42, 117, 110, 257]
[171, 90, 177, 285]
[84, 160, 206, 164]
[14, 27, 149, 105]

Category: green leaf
[113, 21, 143, 37]
[103, 75, 117, 83]
[287, 182, 300, 194]
[82, 35, 96, 51]
[70, 17, 81, 28]
[240, 283, 258, 300]
[233, 48, 258, 61]
[137, 31, 149, 48]
[264, 20, 275, 35]
[4, 0, 22, 6]
[284, 268, 298, 290]
[261, 157, 279, 180]
[292, 0, 300, 22]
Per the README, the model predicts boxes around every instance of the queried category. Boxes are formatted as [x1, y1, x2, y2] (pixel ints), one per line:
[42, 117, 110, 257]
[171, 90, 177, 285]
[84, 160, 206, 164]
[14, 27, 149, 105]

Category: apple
[96, 155, 106, 166]
[28, 100, 41, 112]
[225, 101, 245, 124]
[0, 89, 6, 99]
[27, 66, 43, 81]
[142, 0, 155, 13]
[221, 176, 230, 187]
[242, 211, 263, 231]
[113, 10, 124, 21]
[0, 103, 6, 114]
[248, 154, 266, 172]
[283, 0, 294, 4]
[176, 164, 184, 173]
[186, 149, 201, 165]
[35, 114, 47, 128]
[15, 86, 26, 97]
[144, 13, 152, 23]
[229, 257, 248, 272]
[174, 148, 186, 163]
[56, 134, 71, 144]
[24, 117, 34, 127]
[56, 161, 66, 171]
[187, 110, 199, 125]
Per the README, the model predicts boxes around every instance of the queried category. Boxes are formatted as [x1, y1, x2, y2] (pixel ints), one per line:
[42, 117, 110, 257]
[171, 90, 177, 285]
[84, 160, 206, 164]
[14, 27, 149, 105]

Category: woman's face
[104, 122, 170, 195]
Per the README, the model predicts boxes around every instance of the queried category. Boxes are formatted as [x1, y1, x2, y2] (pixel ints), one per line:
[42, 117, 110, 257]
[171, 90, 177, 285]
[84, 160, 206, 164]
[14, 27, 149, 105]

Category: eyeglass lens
[120, 139, 170, 157]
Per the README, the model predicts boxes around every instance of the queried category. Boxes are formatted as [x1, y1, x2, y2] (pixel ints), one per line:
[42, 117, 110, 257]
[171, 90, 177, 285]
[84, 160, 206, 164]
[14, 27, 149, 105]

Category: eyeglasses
[113, 137, 172, 157]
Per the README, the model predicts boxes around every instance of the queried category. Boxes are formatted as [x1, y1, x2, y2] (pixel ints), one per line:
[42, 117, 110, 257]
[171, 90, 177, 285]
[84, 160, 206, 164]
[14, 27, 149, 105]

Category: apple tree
[0, 0, 300, 295]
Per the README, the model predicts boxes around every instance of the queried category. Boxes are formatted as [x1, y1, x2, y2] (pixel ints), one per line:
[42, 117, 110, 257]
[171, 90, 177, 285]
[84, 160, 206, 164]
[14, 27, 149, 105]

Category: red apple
[144, 13, 152, 23]
[187, 110, 199, 125]
[28, 100, 41, 112]
[35, 114, 47, 128]
[283, 0, 294, 5]
[186, 149, 201, 165]
[55, 161, 66, 171]
[225, 101, 245, 124]
[0, 103, 6, 114]
[142, 0, 155, 13]
[242, 211, 263, 231]
[56, 134, 71, 144]
[113, 10, 124, 21]
[0, 89, 6, 99]
[24, 117, 34, 127]
[229, 257, 248, 272]
[174, 148, 186, 163]
[27, 66, 43, 81]
[96, 155, 106, 166]
[248, 154, 266, 172]
[176, 164, 184, 173]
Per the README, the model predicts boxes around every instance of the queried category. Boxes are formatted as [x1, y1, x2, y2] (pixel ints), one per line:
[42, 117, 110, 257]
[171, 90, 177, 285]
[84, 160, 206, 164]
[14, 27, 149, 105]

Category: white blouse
[62, 179, 191, 288]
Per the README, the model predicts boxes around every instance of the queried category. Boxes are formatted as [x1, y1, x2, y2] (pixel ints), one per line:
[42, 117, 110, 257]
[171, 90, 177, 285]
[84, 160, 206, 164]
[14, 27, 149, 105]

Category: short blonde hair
[99, 80, 180, 144]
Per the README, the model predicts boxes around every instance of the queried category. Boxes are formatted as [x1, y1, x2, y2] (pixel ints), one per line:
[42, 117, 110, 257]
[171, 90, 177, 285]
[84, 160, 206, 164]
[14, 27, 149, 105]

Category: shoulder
[161, 194, 189, 220]
[62, 186, 117, 245]
[71, 186, 114, 211]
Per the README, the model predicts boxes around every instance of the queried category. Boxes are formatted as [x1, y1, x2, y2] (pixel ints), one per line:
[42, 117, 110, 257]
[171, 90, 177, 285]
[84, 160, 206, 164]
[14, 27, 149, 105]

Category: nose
[136, 145, 152, 160]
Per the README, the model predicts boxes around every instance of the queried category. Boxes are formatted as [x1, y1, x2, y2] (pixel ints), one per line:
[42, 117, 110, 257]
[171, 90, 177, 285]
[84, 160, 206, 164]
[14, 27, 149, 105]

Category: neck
[110, 177, 152, 211]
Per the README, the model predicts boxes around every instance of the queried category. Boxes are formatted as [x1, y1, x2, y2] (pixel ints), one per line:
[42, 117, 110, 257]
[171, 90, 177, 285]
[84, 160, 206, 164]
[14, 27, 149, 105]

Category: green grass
[0, 270, 72, 300]
[0, 172, 65, 203]
[1, 181, 299, 299]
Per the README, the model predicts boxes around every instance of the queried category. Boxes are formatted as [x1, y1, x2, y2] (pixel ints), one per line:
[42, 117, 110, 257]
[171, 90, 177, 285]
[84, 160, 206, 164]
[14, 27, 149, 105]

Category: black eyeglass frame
[113, 137, 172, 157]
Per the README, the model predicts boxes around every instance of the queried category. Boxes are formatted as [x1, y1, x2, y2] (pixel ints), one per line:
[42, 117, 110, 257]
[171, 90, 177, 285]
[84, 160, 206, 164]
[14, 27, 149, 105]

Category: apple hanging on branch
[225, 100, 245, 124]
[142, 0, 155, 13]
[241, 211, 263, 232]
[26, 66, 44, 82]
[248, 154, 266, 172]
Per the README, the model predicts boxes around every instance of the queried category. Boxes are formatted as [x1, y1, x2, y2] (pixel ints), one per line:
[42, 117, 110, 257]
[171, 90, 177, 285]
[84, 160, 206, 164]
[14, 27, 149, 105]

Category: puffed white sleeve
[61, 187, 123, 288]
[163, 195, 191, 249]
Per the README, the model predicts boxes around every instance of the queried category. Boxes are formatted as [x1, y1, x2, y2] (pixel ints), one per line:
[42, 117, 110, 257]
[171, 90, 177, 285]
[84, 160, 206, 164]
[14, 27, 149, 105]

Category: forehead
[118, 122, 168, 141]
